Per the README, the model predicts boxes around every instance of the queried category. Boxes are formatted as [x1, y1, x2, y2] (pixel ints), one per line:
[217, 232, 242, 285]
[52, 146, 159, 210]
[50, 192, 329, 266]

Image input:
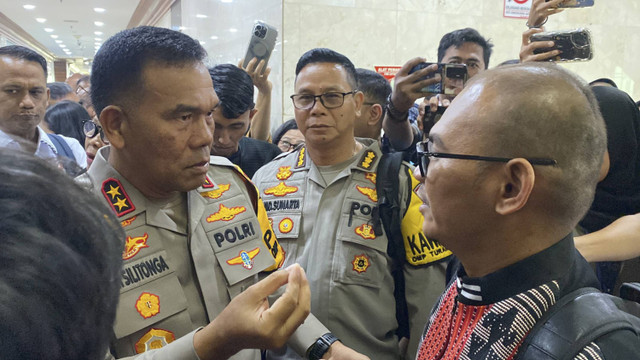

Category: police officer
[252, 48, 450, 360]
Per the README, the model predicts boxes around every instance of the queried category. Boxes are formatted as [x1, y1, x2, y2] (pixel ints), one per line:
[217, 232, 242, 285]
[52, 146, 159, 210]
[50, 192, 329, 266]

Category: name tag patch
[212, 221, 256, 248]
[264, 199, 300, 211]
[121, 252, 171, 290]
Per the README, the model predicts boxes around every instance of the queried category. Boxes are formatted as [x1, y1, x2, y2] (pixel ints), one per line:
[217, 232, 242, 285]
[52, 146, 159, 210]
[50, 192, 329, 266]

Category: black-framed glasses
[415, 140, 557, 177]
[82, 120, 108, 143]
[278, 140, 304, 152]
[290, 91, 356, 110]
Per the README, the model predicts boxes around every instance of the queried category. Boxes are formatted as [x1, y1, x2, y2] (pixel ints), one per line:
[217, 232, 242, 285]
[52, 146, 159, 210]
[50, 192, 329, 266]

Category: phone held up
[531, 28, 593, 62]
[408, 62, 468, 96]
[242, 21, 277, 74]
[546, 0, 594, 8]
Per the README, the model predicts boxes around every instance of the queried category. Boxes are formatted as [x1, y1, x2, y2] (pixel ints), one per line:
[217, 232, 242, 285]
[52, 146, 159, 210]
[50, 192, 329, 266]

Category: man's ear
[248, 108, 258, 120]
[353, 91, 365, 118]
[100, 105, 126, 149]
[495, 158, 535, 215]
[368, 104, 383, 127]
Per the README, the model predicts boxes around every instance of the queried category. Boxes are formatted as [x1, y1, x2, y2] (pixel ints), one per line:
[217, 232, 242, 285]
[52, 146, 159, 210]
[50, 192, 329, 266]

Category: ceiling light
[55, 40, 62, 43]
[229, 28, 237, 33]
[50, 34, 58, 39]
[196, 14, 208, 18]
[94, 37, 102, 41]
[210, 35, 218, 40]
[94, 31, 103, 35]
[221, 0, 233, 3]
[44, 28, 54, 32]
[23, 4, 35, 10]
[94, 7, 106, 13]
[36, 18, 46, 23]
[94, 21, 104, 27]
[94, 42, 101, 46]
[199, 41, 205, 45]
[59, 44, 66, 48]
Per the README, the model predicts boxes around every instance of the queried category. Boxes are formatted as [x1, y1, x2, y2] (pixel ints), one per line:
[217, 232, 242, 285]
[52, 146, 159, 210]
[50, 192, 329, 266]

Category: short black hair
[295, 48, 358, 89]
[91, 26, 207, 116]
[0, 45, 48, 78]
[356, 68, 391, 115]
[0, 148, 124, 360]
[589, 78, 618, 88]
[209, 64, 255, 119]
[437, 28, 493, 68]
[48, 82, 73, 100]
[272, 118, 298, 145]
[45, 100, 91, 146]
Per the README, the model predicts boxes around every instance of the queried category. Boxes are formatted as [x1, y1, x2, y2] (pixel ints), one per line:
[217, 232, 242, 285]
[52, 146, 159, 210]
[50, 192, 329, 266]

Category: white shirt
[0, 126, 87, 168]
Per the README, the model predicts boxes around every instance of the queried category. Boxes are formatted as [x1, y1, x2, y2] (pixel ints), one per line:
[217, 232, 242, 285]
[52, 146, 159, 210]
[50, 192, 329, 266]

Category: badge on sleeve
[352, 254, 370, 273]
[123, 233, 149, 260]
[264, 182, 298, 197]
[226, 248, 260, 269]
[276, 166, 293, 180]
[135, 292, 160, 319]
[101, 178, 135, 217]
[279, 218, 294, 233]
[355, 224, 376, 240]
[206, 204, 246, 223]
[135, 329, 175, 354]
[356, 185, 378, 202]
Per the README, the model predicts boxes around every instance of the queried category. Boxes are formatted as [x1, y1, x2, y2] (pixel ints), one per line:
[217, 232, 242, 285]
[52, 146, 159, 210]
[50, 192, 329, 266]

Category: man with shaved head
[413, 63, 640, 359]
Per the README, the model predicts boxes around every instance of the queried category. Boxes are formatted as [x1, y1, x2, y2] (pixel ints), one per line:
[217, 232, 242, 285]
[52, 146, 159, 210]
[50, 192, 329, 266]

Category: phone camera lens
[254, 30, 260, 36]
[572, 33, 588, 47]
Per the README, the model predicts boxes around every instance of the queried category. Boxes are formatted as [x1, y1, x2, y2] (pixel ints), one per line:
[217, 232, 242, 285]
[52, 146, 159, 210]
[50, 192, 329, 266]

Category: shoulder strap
[47, 133, 74, 160]
[375, 151, 409, 338]
[516, 287, 640, 360]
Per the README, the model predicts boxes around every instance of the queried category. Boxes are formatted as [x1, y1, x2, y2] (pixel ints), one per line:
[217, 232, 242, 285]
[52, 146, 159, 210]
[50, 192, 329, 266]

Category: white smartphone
[242, 21, 277, 74]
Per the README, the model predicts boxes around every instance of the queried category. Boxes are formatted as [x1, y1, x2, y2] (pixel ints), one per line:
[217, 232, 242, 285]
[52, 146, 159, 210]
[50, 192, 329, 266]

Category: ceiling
[1, 0, 140, 69]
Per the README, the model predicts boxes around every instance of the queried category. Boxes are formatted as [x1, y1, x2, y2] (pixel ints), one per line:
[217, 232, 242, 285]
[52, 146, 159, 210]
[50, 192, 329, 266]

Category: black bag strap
[375, 151, 410, 338]
[516, 287, 640, 360]
[47, 133, 75, 160]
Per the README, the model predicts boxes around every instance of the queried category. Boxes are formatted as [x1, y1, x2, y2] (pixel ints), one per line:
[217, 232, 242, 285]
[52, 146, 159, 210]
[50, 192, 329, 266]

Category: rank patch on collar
[365, 172, 377, 184]
[359, 151, 377, 170]
[276, 166, 293, 180]
[121, 215, 137, 228]
[123, 233, 149, 260]
[355, 224, 376, 240]
[295, 147, 306, 168]
[135, 328, 175, 354]
[352, 254, 370, 273]
[202, 176, 214, 189]
[264, 182, 298, 197]
[206, 204, 246, 223]
[356, 185, 378, 202]
[135, 292, 160, 319]
[102, 178, 135, 217]
[226, 247, 260, 270]
[201, 183, 231, 199]
[279, 218, 294, 234]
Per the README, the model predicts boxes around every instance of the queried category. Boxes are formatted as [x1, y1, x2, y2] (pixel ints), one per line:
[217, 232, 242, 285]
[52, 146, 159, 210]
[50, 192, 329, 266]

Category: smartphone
[242, 21, 277, 74]
[531, 28, 593, 62]
[408, 63, 468, 95]
[546, 0, 594, 8]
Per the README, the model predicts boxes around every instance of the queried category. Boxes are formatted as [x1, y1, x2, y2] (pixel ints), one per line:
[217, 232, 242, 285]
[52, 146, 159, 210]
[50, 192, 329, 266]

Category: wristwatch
[385, 94, 409, 122]
[307, 333, 340, 360]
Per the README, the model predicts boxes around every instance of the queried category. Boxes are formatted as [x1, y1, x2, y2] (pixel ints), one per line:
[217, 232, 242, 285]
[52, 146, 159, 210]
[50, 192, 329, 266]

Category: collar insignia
[295, 147, 306, 168]
[276, 166, 293, 180]
[359, 151, 377, 170]
[352, 254, 370, 273]
[264, 182, 298, 197]
[365, 172, 377, 184]
[226, 247, 260, 270]
[121, 215, 137, 228]
[135, 329, 175, 354]
[200, 183, 231, 199]
[355, 224, 376, 240]
[202, 175, 214, 189]
[206, 204, 246, 223]
[102, 178, 135, 217]
[356, 185, 378, 202]
[123, 232, 149, 260]
[135, 292, 160, 319]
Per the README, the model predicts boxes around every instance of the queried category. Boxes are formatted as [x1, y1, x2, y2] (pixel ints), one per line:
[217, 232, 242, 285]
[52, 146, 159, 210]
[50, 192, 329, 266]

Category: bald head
[443, 63, 606, 228]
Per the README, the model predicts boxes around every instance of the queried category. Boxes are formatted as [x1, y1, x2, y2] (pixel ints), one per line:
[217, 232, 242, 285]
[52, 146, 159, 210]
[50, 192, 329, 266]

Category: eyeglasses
[82, 120, 108, 143]
[415, 139, 557, 177]
[290, 91, 356, 110]
[278, 140, 304, 151]
[76, 84, 89, 95]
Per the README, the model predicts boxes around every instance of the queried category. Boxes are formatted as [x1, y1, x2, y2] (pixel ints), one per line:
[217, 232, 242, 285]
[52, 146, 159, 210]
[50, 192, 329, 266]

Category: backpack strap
[47, 133, 75, 160]
[375, 151, 410, 338]
[516, 287, 640, 360]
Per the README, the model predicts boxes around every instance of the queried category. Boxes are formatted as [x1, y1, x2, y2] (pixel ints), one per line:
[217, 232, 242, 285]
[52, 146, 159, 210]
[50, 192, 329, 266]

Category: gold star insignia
[106, 185, 121, 199]
[113, 197, 129, 211]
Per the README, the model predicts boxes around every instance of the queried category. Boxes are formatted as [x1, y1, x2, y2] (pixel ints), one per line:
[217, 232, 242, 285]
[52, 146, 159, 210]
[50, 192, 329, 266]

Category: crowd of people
[1, 0, 640, 359]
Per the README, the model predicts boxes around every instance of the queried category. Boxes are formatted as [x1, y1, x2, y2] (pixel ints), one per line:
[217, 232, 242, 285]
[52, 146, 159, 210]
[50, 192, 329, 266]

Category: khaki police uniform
[88, 146, 284, 360]
[252, 138, 451, 360]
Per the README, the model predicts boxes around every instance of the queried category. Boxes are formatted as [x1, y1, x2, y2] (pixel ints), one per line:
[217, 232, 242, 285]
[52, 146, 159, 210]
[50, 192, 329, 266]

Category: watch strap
[385, 94, 409, 122]
[307, 333, 340, 360]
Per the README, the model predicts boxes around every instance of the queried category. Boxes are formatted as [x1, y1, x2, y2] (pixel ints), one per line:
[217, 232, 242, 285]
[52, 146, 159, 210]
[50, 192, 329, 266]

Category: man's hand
[390, 57, 440, 113]
[321, 341, 371, 360]
[527, 0, 564, 28]
[194, 264, 311, 360]
[239, 57, 273, 93]
[519, 28, 561, 62]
